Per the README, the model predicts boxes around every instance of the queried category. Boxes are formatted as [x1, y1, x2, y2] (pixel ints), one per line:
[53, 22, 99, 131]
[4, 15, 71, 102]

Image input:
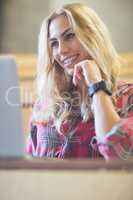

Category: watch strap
[88, 80, 112, 98]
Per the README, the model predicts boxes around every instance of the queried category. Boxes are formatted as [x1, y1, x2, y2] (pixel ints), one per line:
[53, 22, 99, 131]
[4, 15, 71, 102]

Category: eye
[65, 33, 75, 40]
[50, 40, 58, 48]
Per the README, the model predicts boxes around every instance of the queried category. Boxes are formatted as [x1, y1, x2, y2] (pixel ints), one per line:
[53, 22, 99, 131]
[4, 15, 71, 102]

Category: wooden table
[0, 158, 133, 200]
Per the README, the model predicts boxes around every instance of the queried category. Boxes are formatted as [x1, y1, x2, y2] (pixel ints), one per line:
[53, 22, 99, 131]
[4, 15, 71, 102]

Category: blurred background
[0, 0, 133, 53]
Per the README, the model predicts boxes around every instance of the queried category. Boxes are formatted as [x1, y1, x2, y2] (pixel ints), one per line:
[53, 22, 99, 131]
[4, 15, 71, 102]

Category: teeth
[64, 56, 77, 64]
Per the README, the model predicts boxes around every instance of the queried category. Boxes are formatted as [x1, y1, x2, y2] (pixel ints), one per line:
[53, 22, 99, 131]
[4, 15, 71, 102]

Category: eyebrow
[49, 28, 73, 41]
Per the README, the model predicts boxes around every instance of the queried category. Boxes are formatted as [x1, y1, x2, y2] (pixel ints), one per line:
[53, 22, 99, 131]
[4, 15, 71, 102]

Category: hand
[72, 59, 102, 86]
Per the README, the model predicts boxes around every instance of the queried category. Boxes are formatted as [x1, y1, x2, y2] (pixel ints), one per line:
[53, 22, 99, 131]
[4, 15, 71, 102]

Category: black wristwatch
[88, 80, 112, 98]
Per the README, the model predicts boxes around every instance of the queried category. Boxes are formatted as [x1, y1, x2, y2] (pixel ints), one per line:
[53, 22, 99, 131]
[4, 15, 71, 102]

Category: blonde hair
[33, 3, 121, 133]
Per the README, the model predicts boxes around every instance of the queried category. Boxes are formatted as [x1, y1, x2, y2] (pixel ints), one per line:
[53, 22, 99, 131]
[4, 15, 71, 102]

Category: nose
[58, 40, 69, 55]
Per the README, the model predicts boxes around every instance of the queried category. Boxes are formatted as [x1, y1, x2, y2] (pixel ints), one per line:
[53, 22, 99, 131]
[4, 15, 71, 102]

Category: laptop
[0, 56, 24, 157]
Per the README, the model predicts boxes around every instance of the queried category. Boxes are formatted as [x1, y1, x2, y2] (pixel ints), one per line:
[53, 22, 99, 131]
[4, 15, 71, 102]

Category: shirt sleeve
[97, 82, 133, 160]
[25, 120, 41, 157]
[26, 117, 63, 158]
[25, 99, 56, 157]
[26, 121, 54, 157]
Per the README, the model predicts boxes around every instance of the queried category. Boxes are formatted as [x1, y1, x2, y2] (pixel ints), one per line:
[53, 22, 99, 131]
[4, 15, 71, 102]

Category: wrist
[88, 80, 112, 98]
[92, 90, 112, 106]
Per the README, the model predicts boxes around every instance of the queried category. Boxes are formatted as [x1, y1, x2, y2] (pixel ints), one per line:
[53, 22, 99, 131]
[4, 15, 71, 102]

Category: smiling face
[49, 14, 90, 75]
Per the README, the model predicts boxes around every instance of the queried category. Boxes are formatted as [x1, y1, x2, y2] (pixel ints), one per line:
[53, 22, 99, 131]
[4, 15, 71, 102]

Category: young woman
[26, 3, 133, 160]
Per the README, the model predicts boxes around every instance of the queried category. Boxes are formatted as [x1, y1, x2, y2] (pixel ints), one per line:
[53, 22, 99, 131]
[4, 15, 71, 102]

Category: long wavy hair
[32, 3, 121, 133]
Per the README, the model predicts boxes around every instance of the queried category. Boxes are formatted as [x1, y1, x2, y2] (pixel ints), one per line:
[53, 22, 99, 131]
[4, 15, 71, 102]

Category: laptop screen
[0, 56, 24, 157]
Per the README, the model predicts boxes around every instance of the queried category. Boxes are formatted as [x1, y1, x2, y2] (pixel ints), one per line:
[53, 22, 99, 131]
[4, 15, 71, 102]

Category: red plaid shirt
[26, 81, 133, 160]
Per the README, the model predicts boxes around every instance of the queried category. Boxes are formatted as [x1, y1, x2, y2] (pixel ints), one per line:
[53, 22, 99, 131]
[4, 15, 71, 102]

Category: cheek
[52, 51, 63, 66]
[52, 50, 59, 62]
[79, 44, 89, 58]
[73, 40, 87, 55]
[72, 39, 81, 49]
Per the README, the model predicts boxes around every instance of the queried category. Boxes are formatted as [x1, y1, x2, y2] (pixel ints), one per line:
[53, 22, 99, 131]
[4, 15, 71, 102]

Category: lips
[62, 55, 79, 67]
